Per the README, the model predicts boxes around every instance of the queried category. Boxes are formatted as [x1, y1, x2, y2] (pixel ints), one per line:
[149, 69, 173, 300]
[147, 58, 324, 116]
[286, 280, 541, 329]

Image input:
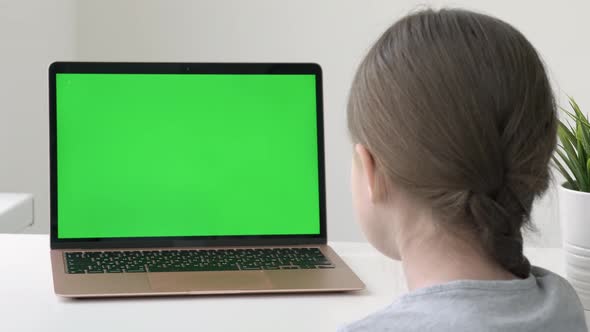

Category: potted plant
[553, 96, 590, 309]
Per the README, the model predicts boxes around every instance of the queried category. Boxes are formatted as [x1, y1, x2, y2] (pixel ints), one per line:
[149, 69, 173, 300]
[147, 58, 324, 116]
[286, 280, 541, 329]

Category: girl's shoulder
[338, 267, 587, 332]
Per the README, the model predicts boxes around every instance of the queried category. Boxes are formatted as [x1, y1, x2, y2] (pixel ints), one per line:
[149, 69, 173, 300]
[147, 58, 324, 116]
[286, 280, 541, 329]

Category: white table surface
[1, 234, 588, 331]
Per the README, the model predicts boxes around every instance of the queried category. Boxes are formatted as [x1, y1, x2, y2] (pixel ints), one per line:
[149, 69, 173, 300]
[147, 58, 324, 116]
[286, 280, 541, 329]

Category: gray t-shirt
[339, 266, 587, 332]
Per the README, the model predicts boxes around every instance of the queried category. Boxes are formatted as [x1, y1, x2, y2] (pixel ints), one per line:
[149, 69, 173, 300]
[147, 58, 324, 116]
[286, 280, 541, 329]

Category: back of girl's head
[348, 8, 557, 278]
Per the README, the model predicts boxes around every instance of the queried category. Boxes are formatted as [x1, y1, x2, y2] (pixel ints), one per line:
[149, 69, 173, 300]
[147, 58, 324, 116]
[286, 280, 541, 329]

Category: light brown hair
[348, 9, 557, 278]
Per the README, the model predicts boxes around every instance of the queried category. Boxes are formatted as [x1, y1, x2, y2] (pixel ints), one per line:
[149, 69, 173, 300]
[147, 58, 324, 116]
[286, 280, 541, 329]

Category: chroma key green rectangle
[56, 73, 320, 238]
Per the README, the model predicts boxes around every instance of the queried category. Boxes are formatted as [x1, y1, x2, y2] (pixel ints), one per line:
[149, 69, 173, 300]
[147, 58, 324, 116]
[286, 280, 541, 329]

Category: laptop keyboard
[64, 247, 334, 274]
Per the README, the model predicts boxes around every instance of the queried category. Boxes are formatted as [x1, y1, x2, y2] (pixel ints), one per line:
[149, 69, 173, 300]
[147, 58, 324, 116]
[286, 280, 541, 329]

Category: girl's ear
[354, 143, 377, 202]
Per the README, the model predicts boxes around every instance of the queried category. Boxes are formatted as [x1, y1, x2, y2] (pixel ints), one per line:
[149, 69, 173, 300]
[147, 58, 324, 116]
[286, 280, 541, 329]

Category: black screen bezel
[49, 62, 327, 249]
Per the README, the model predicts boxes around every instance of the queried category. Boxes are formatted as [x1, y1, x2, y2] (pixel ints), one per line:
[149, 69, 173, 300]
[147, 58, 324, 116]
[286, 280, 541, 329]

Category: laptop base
[51, 245, 364, 298]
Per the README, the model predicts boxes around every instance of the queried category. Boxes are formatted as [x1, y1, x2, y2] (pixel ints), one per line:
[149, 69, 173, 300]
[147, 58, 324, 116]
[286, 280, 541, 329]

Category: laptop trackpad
[148, 271, 272, 293]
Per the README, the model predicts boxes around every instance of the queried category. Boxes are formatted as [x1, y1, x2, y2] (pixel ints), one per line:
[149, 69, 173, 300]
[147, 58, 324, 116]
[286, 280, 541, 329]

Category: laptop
[49, 62, 364, 297]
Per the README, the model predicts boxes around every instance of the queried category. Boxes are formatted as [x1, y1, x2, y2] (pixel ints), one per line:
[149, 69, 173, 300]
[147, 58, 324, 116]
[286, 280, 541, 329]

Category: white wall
[0, 0, 77, 234]
[2, 0, 589, 246]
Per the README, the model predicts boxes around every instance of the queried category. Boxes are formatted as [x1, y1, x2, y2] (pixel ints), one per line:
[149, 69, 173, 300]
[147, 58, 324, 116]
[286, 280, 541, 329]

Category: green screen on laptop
[56, 73, 321, 239]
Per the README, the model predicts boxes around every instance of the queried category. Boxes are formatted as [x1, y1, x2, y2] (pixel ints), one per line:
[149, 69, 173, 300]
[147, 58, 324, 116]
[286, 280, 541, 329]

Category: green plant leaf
[559, 120, 577, 146]
[561, 107, 590, 131]
[577, 121, 590, 157]
[570, 96, 590, 124]
[558, 123, 579, 160]
[577, 139, 589, 191]
[556, 149, 583, 191]
[561, 106, 579, 122]
[557, 138, 587, 190]
[553, 155, 576, 188]
[567, 96, 590, 129]
[554, 96, 590, 192]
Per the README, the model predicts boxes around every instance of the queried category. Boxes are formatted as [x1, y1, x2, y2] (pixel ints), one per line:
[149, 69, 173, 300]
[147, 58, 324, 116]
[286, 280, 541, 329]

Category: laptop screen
[55, 73, 321, 239]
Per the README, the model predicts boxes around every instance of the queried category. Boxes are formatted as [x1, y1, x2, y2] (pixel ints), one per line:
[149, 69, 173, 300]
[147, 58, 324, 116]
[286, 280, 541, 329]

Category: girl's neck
[397, 218, 517, 291]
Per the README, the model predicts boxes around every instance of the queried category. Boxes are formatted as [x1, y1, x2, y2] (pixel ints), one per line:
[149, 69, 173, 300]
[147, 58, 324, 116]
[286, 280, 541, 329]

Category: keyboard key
[67, 267, 86, 274]
[87, 268, 104, 273]
[315, 260, 332, 266]
[298, 265, 317, 269]
[262, 266, 280, 270]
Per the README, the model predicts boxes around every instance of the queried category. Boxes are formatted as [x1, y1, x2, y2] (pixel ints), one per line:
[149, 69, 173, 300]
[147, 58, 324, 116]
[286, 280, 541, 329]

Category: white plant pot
[559, 183, 590, 309]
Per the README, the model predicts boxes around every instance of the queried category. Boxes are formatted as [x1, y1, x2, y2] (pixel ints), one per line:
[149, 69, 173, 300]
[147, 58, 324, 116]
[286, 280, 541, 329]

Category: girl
[343, 8, 587, 331]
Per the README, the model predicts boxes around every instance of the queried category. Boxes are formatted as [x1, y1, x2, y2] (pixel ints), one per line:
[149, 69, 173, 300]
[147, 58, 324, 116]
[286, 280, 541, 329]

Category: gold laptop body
[49, 62, 364, 298]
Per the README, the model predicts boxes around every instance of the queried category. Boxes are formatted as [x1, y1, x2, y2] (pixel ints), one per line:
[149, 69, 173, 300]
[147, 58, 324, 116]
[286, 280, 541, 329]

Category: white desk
[2, 234, 588, 331]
